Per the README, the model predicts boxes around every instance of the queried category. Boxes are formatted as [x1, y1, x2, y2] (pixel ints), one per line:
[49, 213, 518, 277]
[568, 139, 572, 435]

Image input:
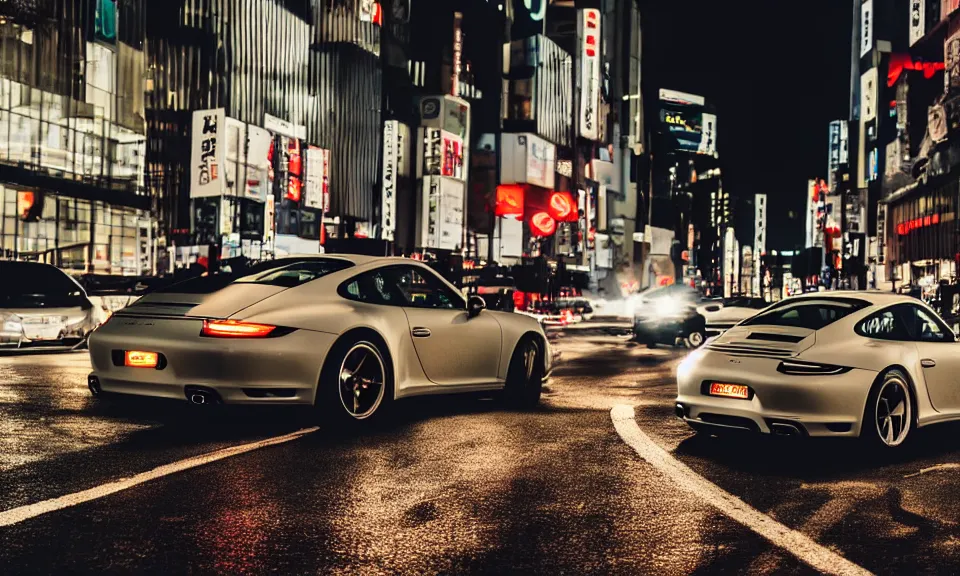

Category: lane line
[904, 462, 960, 478]
[0, 427, 319, 528]
[610, 405, 872, 576]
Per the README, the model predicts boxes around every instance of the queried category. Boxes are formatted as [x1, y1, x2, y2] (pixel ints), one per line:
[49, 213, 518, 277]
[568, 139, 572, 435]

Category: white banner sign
[698, 113, 717, 156]
[911, 0, 926, 46]
[264, 113, 305, 140]
[190, 108, 226, 198]
[861, 68, 877, 122]
[500, 133, 556, 189]
[839, 120, 849, 164]
[382, 120, 399, 241]
[860, 0, 873, 57]
[579, 9, 601, 140]
[304, 146, 328, 210]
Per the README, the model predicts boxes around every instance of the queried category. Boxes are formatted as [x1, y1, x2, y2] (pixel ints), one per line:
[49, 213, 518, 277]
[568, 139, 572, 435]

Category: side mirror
[467, 295, 486, 318]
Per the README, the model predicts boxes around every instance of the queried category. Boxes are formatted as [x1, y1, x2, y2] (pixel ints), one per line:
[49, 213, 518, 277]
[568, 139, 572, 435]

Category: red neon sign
[897, 213, 941, 235]
[888, 53, 945, 87]
[529, 212, 557, 237]
[495, 185, 524, 216]
[548, 192, 575, 221]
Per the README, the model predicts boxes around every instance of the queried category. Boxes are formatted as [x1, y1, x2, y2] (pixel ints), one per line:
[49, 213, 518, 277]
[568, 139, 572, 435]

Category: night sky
[639, 0, 853, 250]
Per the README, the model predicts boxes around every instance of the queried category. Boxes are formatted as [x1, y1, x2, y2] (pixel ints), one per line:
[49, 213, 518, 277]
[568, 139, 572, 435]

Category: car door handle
[411, 327, 431, 338]
[921, 358, 936, 368]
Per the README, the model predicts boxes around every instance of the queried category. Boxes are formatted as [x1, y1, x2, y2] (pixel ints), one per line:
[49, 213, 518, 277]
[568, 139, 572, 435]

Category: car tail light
[776, 360, 851, 376]
[201, 319, 278, 338]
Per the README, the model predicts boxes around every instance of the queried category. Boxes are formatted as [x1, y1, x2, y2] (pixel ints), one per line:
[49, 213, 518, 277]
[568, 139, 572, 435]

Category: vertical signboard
[877, 202, 887, 265]
[754, 194, 767, 295]
[946, 18, 960, 92]
[806, 180, 817, 248]
[698, 113, 717, 156]
[579, 9, 601, 140]
[839, 120, 849, 164]
[381, 120, 398, 240]
[304, 146, 328, 210]
[859, 69, 877, 188]
[190, 108, 226, 198]
[860, 0, 873, 57]
[828, 121, 841, 191]
[911, 0, 926, 46]
[451, 12, 463, 96]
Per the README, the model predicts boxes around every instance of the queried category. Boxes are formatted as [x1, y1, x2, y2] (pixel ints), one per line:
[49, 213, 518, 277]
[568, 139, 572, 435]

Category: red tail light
[201, 319, 277, 338]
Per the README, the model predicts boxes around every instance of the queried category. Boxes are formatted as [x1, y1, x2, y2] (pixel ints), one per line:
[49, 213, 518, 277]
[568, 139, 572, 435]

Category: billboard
[380, 120, 409, 241]
[911, 0, 925, 46]
[946, 18, 960, 91]
[500, 133, 557, 189]
[860, 0, 873, 58]
[579, 9, 601, 140]
[659, 104, 716, 155]
[828, 121, 841, 190]
[190, 108, 226, 198]
[754, 194, 767, 294]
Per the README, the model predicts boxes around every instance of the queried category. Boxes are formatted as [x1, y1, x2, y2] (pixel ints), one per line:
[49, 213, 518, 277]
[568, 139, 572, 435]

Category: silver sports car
[677, 292, 960, 449]
[87, 254, 552, 421]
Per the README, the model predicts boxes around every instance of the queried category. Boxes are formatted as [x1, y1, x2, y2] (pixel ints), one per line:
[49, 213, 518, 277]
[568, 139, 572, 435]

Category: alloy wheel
[522, 342, 537, 382]
[687, 331, 705, 348]
[338, 342, 386, 419]
[875, 376, 911, 447]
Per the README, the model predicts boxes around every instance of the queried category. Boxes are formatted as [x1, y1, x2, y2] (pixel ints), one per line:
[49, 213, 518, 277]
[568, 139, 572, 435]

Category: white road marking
[0, 427, 318, 528]
[904, 462, 960, 478]
[610, 405, 872, 576]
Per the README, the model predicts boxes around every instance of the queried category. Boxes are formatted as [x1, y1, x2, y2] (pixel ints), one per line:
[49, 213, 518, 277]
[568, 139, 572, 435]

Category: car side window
[338, 266, 464, 310]
[392, 267, 463, 310]
[855, 308, 908, 341]
[903, 304, 955, 343]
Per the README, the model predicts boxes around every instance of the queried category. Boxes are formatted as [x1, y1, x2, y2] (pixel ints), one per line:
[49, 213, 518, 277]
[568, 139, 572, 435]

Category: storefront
[884, 179, 958, 288]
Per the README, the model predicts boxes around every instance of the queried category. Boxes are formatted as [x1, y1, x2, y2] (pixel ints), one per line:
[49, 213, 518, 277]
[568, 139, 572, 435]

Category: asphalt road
[3, 332, 960, 574]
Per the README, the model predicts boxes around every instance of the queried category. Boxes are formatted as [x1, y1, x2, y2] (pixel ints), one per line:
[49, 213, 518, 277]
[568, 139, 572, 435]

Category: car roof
[788, 290, 914, 306]
[285, 253, 401, 266]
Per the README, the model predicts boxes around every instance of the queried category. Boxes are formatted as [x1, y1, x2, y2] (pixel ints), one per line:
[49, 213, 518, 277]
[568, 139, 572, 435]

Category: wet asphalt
[3, 331, 960, 574]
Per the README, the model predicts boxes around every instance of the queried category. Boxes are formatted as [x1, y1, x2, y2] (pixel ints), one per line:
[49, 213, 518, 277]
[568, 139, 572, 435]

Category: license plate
[708, 382, 751, 400]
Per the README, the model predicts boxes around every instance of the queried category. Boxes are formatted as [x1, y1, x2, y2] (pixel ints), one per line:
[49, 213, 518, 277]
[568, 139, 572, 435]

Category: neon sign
[897, 213, 941, 235]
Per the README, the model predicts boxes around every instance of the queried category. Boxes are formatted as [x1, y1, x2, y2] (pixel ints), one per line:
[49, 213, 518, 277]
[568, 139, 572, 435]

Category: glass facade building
[0, 0, 150, 274]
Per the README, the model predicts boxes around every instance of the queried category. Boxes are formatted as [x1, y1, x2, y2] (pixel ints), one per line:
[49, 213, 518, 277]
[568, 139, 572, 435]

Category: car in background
[633, 284, 707, 348]
[697, 296, 769, 337]
[1, 261, 100, 350]
[676, 292, 960, 449]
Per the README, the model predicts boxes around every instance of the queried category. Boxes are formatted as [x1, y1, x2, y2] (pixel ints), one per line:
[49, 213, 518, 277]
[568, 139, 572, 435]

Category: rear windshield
[154, 258, 353, 294]
[236, 259, 353, 287]
[741, 298, 869, 330]
[0, 262, 89, 308]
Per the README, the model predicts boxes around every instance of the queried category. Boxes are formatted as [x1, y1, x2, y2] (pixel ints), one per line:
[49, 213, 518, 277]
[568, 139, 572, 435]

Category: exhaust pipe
[184, 386, 221, 406]
[770, 423, 802, 436]
[87, 374, 101, 397]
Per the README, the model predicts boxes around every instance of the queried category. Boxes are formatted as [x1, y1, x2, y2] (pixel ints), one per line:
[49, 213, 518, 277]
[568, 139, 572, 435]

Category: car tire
[504, 337, 543, 408]
[861, 369, 913, 450]
[685, 329, 706, 349]
[318, 335, 393, 426]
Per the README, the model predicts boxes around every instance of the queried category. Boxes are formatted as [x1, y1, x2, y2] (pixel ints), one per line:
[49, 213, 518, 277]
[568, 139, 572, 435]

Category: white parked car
[677, 292, 960, 449]
[88, 255, 553, 422]
[1, 261, 99, 350]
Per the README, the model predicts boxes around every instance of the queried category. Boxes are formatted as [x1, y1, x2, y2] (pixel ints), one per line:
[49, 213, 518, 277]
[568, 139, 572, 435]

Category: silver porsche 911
[677, 291, 960, 450]
[87, 254, 552, 422]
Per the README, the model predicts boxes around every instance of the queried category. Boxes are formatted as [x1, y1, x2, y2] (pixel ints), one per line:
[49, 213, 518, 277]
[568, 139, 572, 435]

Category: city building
[0, 0, 152, 275]
[875, 1, 959, 297]
[648, 88, 723, 293]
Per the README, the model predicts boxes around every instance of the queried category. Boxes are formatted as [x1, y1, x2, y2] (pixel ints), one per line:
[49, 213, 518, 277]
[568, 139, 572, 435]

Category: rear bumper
[676, 350, 876, 438]
[88, 320, 338, 405]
